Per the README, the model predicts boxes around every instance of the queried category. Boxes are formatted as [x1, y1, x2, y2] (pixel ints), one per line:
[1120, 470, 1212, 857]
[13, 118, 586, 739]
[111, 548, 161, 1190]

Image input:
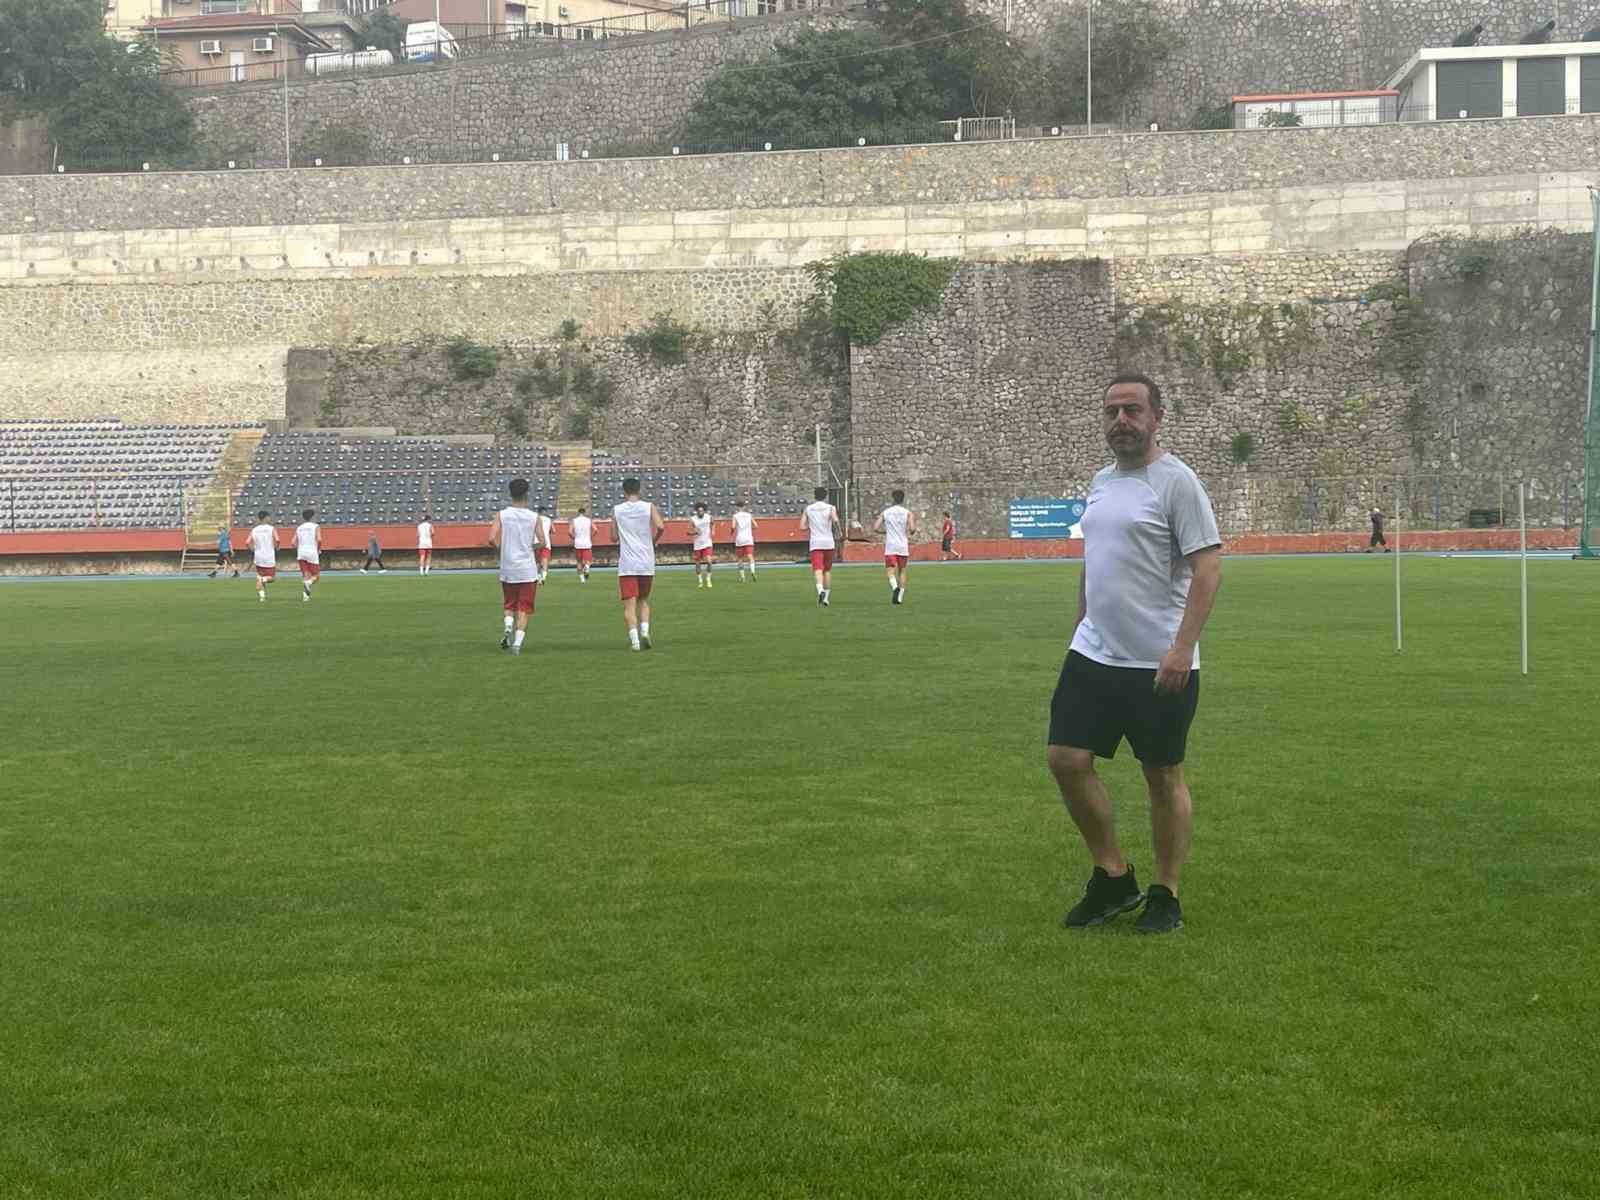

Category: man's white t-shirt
[571, 515, 593, 550]
[416, 521, 434, 549]
[804, 501, 837, 550]
[249, 523, 276, 568]
[498, 506, 538, 584]
[1070, 452, 1221, 670]
[294, 521, 320, 565]
[732, 511, 755, 547]
[538, 513, 553, 551]
[691, 513, 713, 551]
[881, 505, 911, 556]
[613, 499, 656, 576]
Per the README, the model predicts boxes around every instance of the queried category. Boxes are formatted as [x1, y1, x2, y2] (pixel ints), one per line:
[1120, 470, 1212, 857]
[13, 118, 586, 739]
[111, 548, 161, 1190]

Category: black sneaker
[499, 634, 510, 650]
[1063, 866, 1143, 928]
[1135, 884, 1183, 934]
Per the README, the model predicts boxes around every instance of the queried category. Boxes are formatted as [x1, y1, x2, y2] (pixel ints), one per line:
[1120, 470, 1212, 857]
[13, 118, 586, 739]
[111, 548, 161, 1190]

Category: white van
[306, 48, 395, 76]
[404, 21, 459, 64]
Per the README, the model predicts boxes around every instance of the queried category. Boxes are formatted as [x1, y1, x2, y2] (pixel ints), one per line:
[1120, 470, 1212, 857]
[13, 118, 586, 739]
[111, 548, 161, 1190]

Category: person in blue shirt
[208, 526, 239, 578]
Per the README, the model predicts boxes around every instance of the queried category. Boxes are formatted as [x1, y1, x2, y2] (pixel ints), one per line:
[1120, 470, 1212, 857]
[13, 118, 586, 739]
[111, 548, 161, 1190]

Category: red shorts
[256, 564, 276, 580]
[693, 547, 714, 563]
[575, 548, 592, 565]
[810, 549, 835, 572]
[736, 544, 755, 558]
[885, 554, 908, 569]
[537, 547, 551, 564]
[501, 581, 536, 613]
[418, 546, 432, 556]
[618, 574, 654, 600]
[298, 559, 320, 579]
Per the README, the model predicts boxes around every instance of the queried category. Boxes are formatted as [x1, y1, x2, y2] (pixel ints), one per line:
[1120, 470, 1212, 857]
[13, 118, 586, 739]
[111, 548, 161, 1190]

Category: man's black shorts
[1048, 650, 1200, 767]
[941, 537, 953, 552]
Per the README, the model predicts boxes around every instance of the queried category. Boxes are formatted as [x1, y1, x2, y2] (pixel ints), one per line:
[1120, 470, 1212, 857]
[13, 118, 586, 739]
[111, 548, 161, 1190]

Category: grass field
[1, 556, 1596, 1199]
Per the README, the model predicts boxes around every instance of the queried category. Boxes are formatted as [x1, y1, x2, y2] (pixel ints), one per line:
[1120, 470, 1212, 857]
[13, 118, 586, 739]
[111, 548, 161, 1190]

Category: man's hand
[1154, 645, 1192, 695]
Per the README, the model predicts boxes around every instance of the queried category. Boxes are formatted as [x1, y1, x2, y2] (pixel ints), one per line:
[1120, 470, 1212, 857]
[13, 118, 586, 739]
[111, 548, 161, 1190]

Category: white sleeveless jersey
[571, 515, 593, 550]
[416, 521, 433, 548]
[613, 499, 656, 576]
[732, 511, 755, 546]
[294, 521, 320, 564]
[538, 513, 552, 549]
[691, 513, 713, 551]
[880, 506, 911, 557]
[497, 507, 538, 583]
[804, 501, 837, 550]
[249, 524, 276, 568]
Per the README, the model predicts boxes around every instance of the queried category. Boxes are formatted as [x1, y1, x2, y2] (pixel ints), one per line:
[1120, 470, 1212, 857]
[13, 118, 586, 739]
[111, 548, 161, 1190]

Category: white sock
[640, 621, 650, 638]
[628, 627, 640, 648]
[503, 615, 514, 634]
[513, 629, 525, 649]
[817, 584, 825, 595]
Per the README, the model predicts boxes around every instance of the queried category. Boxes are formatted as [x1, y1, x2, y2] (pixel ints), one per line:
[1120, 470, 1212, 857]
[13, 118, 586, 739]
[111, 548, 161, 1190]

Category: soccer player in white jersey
[248, 510, 277, 602]
[489, 478, 542, 656]
[613, 476, 664, 651]
[570, 506, 594, 583]
[535, 505, 554, 583]
[873, 489, 916, 605]
[731, 500, 758, 581]
[294, 507, 323, 603]
[416, 513, 434, 575]
[690, 501, 715, 589]
[798, 486, 841, 607]
[1048, 372, 1222, 936]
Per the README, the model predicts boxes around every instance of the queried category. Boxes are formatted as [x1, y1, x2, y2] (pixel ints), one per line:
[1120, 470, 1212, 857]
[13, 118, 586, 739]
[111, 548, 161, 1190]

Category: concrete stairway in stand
[180, 429, 263, 572]
[548, 441, 593, 516]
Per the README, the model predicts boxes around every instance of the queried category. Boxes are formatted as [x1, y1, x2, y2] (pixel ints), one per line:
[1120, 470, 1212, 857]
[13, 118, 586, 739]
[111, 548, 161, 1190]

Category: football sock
[640, 621, 650, 638]
[628, 628, 640, 649]
[503, 614, 514, 634]
[513, 630, 526, 649]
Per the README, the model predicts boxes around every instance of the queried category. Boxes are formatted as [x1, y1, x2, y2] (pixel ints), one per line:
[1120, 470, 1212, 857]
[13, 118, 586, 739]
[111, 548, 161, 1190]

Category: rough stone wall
[970, 2, 1600, 124]
[179, 10, 857, 173]
[12, 114, 1600, 236]
[0, 346, 287, 424]
[317, 332, 848, 479]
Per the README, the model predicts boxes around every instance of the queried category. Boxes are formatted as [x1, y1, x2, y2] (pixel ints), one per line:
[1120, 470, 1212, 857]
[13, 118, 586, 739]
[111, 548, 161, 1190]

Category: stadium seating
[234, 432, 561, 526]
[0, 420, 240, 531]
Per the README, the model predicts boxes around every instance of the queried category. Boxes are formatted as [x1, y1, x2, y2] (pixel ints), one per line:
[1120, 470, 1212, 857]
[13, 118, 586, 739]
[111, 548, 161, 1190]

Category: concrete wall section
[0, 347, 288, 424]
[8, 114, 1600, 236]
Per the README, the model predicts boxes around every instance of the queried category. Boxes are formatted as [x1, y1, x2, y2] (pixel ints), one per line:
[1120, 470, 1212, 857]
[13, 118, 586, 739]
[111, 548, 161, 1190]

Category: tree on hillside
[47, 37, 195, 169]
[357, 11, 408, 60]
[677, 27, 944, 151]
[875, 0, 1040, 120]
[1035, 0, 1184, 127]
[0, 0, 103, 103]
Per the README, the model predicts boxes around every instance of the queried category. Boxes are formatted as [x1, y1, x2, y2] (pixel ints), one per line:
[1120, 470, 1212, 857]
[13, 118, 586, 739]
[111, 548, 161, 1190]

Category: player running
[613, 476, 664, 651]
[874, 489, 916, 605]
[489, 478, 542, 656]
[249, 510, 277, 602]
[690, 501, 715, 589]
[207, 525, 238, 578]
[941, 511, 962, 560]
[799, 487, 841, 607]
[535, 505, 553, 583]
[417, 513, 434, 574]
[571, 506, 594, 583]
[732, 500, 758, 581]
[295, 508, 323, 603]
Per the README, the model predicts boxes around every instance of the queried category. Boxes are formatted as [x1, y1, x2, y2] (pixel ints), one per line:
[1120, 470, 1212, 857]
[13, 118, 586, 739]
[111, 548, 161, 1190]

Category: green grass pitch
[0, 557, 1595, 1198]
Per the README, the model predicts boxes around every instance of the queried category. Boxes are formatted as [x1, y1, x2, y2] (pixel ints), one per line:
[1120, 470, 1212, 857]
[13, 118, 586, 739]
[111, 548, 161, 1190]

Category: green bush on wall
[810, 252, 959, 346]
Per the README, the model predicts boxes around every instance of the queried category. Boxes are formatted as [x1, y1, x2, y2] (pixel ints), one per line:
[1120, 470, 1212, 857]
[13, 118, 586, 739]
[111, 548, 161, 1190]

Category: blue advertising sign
[1009, 497, 1087, 539]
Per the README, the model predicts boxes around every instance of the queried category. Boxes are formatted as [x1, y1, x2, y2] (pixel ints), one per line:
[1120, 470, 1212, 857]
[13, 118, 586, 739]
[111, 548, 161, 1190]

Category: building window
[1517, 56, 1565, 116]
[1436, 60, 1503, 119]
[1582, 57, 1600, 111]
[200, 0, 250, 13]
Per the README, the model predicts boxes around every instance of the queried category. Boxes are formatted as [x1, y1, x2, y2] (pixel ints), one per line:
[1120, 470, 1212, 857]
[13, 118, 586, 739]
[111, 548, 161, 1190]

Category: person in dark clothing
[360, 529, 387, 573]
[1366, 507, 1390, 552]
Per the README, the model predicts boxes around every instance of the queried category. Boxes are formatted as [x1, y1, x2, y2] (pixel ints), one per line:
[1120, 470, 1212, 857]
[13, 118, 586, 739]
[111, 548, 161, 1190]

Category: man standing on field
[613, 477, 664, 651]
[295, 507, 323, 603]
[940, 511, 962, 560]
[732, 499, 758, 581]
[873, 489, 916, 605]
[799, 487, 841, 607]
[489, 478, 541, 656]
[208, 525, 238, 578]
[249, 510, 277, 602]
[417, 514, 435, 575]
[690, 501, 715, 589]
[1049, 372, 1222, 935]
[571, 506, 594, 583]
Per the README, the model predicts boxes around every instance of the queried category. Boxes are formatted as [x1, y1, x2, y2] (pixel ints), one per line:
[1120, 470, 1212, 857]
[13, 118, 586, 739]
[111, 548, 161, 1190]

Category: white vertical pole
[1520, 480, 1529, 676]
[815, 422, 823, 488]
[1085, 1, 1093, 133]
[1394, 477, 1403, 654]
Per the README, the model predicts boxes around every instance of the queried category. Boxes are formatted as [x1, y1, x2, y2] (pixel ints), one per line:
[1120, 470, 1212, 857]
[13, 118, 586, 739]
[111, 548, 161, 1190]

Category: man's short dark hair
[577, 506, 586, 514]
[509, 478, 529, 500]
[257, 510, 268, 521]
[892, 489, 905, 505]
[694, 501, 706, 510]
[814, 486, 828, 501]
[622, 477, 641, 495]
[302, 507, 315, 521]
[536, 505, 547, 514]
[1104, 371, 1164, 415]
[422, 513, 432, 521]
